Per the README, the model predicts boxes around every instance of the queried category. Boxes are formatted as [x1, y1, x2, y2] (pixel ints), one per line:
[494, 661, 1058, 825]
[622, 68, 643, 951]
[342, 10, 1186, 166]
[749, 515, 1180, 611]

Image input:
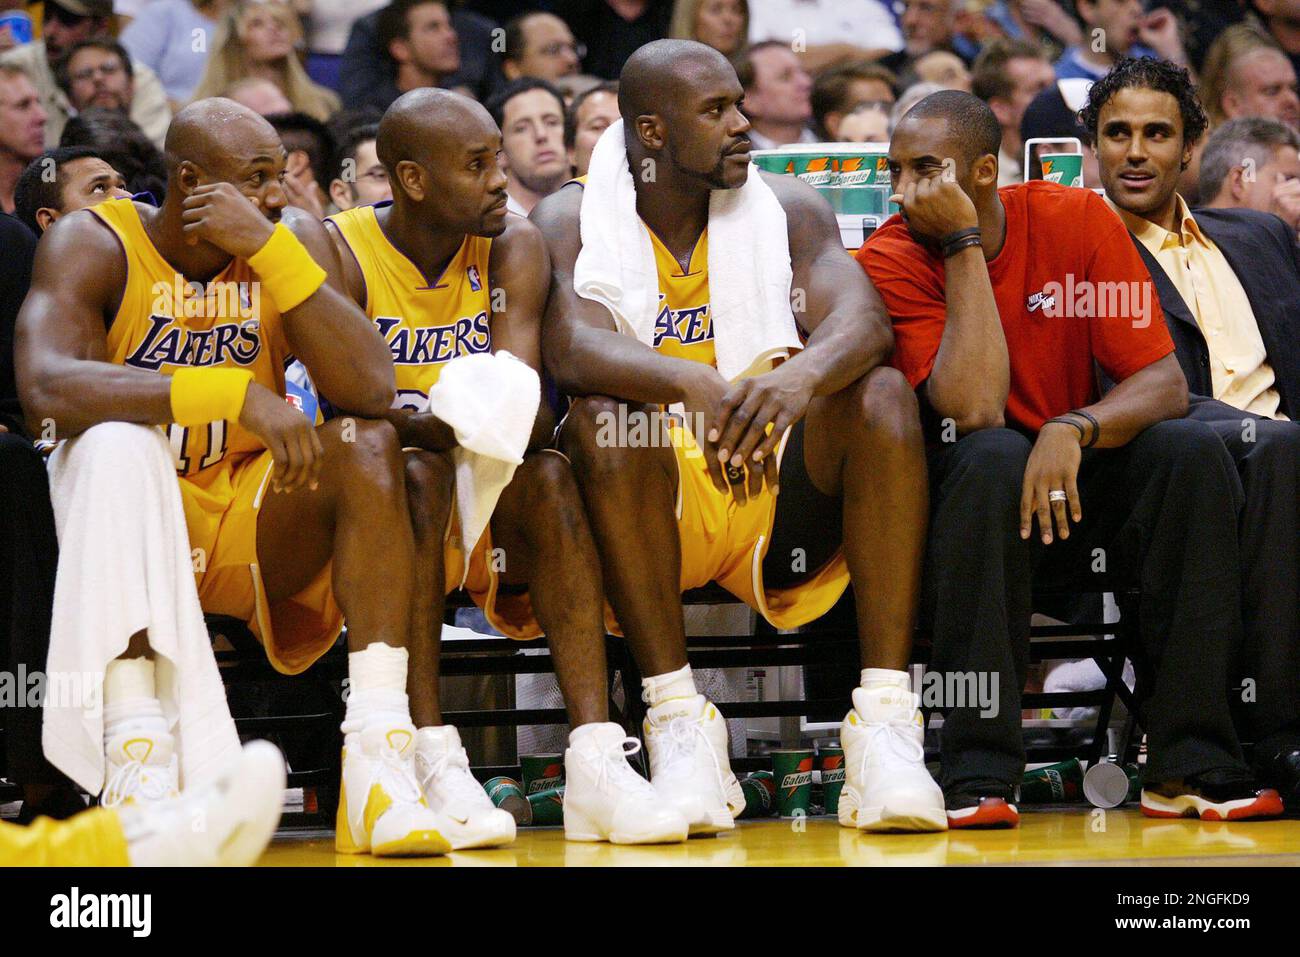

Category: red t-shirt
[856, 181, 1173, 431]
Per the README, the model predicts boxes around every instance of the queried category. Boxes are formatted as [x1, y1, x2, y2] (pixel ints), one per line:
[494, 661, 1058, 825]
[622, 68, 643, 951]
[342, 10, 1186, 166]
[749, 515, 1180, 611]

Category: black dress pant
[1187, 396, 1300, 748]
[922, 419, 1249, 792]
[0, 431, 70, 787]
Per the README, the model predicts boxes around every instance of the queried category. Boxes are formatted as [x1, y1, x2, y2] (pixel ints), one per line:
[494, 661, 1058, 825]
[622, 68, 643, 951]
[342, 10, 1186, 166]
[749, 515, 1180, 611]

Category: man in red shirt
[858, 89, 1282, 827]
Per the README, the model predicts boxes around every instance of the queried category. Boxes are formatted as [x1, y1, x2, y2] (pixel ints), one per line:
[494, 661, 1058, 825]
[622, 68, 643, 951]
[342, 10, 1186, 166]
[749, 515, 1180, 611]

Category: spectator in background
[0, 64, 47, 214]
[0, 0, 171, 147]
[1199, 116, 1300, 234]
[981, 0, 1083, 57]
[898, 0, 979, 66]
[190, 0, 340, 121]
[121, 0, 229, 108]
[486, 77, 569, 215]
[1018, 77, 1102, 187]
[1201, 24, 1299, 132]
[554, 72, 605, 104]
[13, 144, 129, 234]
[56, 37, 135, 115]
[60, 106, 167, 199]
[811, 61, 895, 141]
[668, 0, 747, 58]
[327, 121, 390, 210]
[223, 74, 293, 113]
[747, 0, 902, 72]
[301, 0, 388, 90]
[912, 49, 973, 91]
[551, 0, 672, 80]
[503, 12, 582, 82]
[338, 0, 460, 112]
[267, 110, 334, 217]
[1251, 0, 1300, 80]
[890, 79, 943, 134]
[735, 40, 815, 149]
[566, 79, 618, 176]
[972, 38, 1056, 185]
[1055, 0, 1187, 81]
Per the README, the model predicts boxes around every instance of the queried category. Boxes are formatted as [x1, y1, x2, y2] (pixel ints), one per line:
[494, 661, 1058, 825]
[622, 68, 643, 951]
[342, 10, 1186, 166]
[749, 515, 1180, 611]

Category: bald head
[377, 87, 496, 172]
[619, 38, 735, 127]
[165, 97, 282, 176]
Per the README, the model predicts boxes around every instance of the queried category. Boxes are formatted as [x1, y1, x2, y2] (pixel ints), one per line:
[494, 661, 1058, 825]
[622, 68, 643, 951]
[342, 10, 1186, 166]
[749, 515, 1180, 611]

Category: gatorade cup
[738, 772, 776, 819]
[520, 753, 564, 796]
[527, 786, 565, 826]
[485, 775, 532, 826]
[1040, 152, 1084, 188]
[770, 749, 814, 817]
[1083, 761, 1142, 809]
[819, 746, 845, 815]
[749, 146, 838, 186]
[1019, 758, 1084, 803]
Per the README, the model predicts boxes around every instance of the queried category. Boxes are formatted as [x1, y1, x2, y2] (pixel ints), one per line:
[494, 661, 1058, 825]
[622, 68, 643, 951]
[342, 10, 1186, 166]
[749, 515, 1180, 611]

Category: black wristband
[1069, 409, 1100, 448]
[942, 235, 983, 257]
[939, 226, 981, 247]
[1044, 416, 1086, 443]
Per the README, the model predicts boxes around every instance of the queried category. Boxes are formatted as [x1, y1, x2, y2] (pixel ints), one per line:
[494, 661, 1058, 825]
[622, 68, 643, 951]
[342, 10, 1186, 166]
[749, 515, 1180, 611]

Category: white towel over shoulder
[425, 351, 540, 583]
[42, 423, 240, 794]
[573, 119, 803, 382]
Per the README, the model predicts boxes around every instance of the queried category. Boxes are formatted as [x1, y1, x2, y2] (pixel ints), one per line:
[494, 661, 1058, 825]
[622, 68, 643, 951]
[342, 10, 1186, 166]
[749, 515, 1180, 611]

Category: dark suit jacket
[1128, 206, 1300, 419]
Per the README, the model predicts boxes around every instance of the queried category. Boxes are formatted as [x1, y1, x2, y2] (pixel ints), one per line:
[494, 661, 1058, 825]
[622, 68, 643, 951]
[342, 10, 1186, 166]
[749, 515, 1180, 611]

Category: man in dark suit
[1086, 57, 1300, 804]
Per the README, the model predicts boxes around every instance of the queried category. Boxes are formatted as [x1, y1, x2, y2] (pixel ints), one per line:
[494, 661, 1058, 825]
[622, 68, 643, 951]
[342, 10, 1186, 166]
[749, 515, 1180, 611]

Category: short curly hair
[1077, 57, 1209, 147]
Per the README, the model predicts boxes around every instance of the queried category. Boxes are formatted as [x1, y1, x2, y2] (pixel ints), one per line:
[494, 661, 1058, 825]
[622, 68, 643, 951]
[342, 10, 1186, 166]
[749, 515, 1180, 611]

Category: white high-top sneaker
[839, 685, 947, 832]
[101, 726, 180, 808]
[643, 695, 744, 834]
[564, 722, 689, 844]
[336, 722, 452, 857]
[120, 740, 287, 867]
[414, 725, 515, 850]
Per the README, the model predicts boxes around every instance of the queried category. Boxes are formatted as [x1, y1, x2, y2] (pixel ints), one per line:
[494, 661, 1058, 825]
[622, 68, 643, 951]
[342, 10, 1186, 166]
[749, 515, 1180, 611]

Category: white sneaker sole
[564, 804, 689, 845]
[445, 821, 516, 850]
[852, 804, 949, 833]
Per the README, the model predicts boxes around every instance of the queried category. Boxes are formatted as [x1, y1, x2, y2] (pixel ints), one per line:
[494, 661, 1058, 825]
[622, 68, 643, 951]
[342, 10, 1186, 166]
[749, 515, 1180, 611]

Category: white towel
[574, 119, 803, 382]
[425, 351, 540, 584]
[42, 423, 241, 794]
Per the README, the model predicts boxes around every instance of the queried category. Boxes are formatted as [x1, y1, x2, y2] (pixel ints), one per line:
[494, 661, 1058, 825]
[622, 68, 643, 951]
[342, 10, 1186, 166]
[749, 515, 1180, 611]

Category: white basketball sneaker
[101, 726, 180, 808]
[564, 722, 689, 844]
[120, 739, 287, 867]
[838, 685, 947, 832]
[414, 725, 515, 850]
[643, 695, 744, 834]
[336, 721, 452, 857]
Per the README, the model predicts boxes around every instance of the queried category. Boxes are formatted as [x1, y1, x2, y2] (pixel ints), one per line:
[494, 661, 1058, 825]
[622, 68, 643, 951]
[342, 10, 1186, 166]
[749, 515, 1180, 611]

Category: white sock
[860, 668, 911, 692]
[103, 658, 167, 747]
[641, 664, 696, 707]
[342, 643, 411, 733]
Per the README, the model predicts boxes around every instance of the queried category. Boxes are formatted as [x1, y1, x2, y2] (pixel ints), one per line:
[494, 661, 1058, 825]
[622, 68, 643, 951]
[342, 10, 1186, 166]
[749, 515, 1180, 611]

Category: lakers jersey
[648, 226, 715, 368]
[89, 198, 288, 481]
[327, 203, 493, 411]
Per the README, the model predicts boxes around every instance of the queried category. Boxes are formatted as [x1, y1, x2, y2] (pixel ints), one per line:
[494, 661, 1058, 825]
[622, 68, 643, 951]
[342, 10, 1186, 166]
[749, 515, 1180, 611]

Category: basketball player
[15, 99, 453, 858]
[324, 88, 689, 846]
[532, 40, 947, 834]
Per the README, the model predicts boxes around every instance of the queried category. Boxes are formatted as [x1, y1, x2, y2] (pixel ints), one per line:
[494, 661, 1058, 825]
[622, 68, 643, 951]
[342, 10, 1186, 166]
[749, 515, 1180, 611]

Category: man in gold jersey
[16, 99, 457, 859]
[533, 40, 948, 834]
[324, 89, 689, 847]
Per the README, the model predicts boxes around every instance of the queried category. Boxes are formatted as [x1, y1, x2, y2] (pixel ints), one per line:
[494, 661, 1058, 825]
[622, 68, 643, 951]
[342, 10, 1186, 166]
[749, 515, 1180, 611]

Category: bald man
[16, 98, 454, 858]
[324, 89, 687, 847]
[533, 40, 946, 834]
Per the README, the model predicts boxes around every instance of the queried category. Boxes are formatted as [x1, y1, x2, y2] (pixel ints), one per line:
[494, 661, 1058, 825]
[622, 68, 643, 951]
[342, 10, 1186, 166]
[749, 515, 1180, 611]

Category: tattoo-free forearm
[926, 245, 1010, 430]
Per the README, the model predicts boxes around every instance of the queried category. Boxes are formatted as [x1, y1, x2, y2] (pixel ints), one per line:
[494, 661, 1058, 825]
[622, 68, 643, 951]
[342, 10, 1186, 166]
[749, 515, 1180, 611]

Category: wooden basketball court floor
[261, 809, 1300, 866]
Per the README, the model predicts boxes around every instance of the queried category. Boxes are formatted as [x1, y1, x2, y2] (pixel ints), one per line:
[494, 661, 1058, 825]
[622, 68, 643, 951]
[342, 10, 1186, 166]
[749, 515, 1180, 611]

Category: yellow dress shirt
[1107, 194, 1286, 420]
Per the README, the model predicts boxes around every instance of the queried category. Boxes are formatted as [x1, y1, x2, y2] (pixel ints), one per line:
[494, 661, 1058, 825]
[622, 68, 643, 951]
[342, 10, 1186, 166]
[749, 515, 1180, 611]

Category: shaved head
[376, 87, 496, 172]
[619, 38, 734, 130]
[165, 97, 282, 177]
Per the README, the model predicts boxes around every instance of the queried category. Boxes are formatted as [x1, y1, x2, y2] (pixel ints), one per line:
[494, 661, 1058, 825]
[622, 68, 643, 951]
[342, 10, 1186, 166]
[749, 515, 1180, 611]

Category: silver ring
[1048, 490, 1068, 503]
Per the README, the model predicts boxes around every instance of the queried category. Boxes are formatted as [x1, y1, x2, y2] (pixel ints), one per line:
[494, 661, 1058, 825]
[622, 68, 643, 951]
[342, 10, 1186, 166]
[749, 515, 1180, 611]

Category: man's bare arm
[15, 210, 174, 438]
[280, 207, 395, 416]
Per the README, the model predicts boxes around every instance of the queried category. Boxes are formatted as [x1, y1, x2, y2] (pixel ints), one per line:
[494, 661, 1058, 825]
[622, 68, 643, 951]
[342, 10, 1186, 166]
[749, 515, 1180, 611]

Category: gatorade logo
[821, 754, 845, 785]
[527, 763, 564, 794]
[781, 758, 814, 797]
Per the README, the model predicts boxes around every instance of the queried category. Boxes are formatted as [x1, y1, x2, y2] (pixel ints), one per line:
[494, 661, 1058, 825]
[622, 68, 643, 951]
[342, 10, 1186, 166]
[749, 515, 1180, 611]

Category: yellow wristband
[170, 367, 254, 426]
[246, 223, 327, 313]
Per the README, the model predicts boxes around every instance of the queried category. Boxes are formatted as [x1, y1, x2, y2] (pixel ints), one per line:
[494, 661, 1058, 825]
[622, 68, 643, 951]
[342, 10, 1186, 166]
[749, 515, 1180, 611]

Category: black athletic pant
[922, 419, 1250, 792]
[0, 431, 69, 788]
[1187, 396, 1300, 751]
